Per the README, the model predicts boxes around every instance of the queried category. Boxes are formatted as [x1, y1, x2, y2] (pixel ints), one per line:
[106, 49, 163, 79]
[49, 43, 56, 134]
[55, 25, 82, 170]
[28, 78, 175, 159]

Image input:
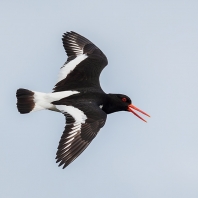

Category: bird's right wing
[53, 31, 108, 92]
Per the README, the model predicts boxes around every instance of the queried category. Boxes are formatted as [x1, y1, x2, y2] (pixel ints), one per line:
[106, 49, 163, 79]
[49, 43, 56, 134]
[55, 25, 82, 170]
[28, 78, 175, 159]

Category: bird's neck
[102, 94, 120, 114]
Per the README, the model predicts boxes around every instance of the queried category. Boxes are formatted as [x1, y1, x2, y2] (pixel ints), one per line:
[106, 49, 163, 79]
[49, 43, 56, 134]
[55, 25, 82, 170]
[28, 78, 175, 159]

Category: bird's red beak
[128, 104, 150, 122]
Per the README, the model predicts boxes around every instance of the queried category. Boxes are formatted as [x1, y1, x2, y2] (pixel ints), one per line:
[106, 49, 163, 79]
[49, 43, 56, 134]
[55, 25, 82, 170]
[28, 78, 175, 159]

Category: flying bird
[16, 31, 150, 168]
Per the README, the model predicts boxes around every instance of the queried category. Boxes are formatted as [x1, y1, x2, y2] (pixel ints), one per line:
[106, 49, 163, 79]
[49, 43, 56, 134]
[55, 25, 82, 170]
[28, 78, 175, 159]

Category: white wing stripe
[71, 125, 81, 130]
[66, 131, 78, 139]
[56, 105, 87, 124]
[59, 143, 72, 152]
[65, 137, 75, 144]
[68, 128, 80, 134]
[74, 122, 82, 126]
[58, 54, 88, 82]
[55, 105, 87, 155]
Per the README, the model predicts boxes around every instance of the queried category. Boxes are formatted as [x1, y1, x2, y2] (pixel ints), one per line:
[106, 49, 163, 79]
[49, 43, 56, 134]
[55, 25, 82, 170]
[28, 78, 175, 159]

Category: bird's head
[103, 94, 150, 122]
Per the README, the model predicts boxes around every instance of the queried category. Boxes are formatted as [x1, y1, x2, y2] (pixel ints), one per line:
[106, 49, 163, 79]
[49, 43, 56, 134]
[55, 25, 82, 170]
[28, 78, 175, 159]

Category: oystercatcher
[16, 31, 150, 168]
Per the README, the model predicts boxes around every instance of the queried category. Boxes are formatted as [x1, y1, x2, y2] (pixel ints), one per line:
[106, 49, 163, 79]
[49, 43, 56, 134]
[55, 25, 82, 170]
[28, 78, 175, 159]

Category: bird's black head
[104, 94, 131, 112]
[103, 94, 150, 122]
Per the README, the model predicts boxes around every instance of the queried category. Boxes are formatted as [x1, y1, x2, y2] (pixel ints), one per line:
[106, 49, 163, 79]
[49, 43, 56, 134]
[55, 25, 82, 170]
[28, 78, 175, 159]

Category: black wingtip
[56, 157, 70, 169]
[62, 164, 67, 169]
[62, 31, 77, 39]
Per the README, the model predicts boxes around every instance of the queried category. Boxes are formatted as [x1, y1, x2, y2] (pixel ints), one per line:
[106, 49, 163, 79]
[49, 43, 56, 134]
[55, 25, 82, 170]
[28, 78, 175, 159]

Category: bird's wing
[53, 31, 108, 92]
[54, 103, 107, 168]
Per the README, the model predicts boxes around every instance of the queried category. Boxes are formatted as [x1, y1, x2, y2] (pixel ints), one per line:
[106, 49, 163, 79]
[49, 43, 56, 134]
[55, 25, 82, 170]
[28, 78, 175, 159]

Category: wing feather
[55, 104, 107, 168]
[53, 31, 108, 92]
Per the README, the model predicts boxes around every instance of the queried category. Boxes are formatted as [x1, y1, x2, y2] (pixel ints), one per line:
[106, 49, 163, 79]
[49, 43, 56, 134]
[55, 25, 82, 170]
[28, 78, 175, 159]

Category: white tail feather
[32, 91, 79, 112]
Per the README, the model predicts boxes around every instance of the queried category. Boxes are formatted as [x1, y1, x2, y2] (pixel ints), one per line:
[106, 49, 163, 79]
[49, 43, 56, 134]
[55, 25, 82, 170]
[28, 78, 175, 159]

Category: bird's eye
[122, 97, 127, 102]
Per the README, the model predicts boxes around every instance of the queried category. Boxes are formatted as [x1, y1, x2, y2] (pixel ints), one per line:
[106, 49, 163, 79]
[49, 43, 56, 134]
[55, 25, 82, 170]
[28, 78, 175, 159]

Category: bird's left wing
[54, 103, 107, 168]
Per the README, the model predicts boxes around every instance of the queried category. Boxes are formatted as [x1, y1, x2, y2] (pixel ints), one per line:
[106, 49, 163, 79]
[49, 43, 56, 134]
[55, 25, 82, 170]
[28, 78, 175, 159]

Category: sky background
[1, 0, 198, 197]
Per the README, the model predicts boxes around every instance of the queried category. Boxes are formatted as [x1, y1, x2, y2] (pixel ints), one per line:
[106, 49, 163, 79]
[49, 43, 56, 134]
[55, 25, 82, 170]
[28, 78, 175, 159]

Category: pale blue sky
[1, 0, 198, 197]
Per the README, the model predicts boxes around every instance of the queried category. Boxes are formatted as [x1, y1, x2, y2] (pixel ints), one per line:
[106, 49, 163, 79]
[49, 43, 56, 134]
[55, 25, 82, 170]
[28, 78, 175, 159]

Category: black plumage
[53, 31, 108, 92]
[16, 31, 150, 169]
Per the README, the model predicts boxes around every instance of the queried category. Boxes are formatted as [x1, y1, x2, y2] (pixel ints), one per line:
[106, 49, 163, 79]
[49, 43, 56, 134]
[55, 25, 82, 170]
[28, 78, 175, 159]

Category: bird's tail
[16, 88, 78, 114]
[16, 88, 53, 114]
[16, 88, 35, 114]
